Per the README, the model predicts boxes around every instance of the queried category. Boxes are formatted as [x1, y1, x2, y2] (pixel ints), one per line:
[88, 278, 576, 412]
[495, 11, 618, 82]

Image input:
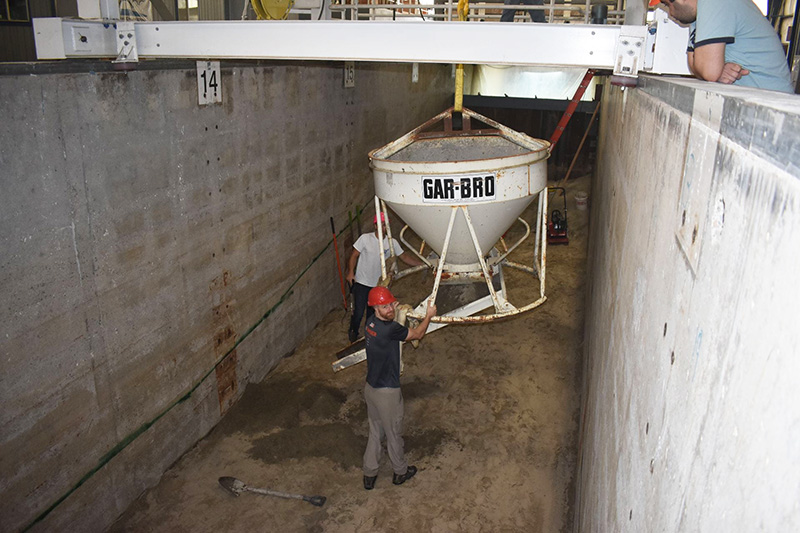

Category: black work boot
[392, 465, 417, 485]
[363, 475, 377, 490]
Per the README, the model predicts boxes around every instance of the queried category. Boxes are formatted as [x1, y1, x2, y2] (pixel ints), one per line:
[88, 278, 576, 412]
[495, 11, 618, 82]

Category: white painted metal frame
[371, 162, 548, 325]
[31, 18, 688, 76]
[398, 225, 434, 269]
[375, 196, 388, 282]
[113, 21, 138, 63]
[389, 187, 548, 324]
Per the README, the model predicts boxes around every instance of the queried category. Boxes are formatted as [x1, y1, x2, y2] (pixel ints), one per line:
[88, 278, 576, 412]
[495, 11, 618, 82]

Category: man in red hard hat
[346, 212, 423, 343]
[362, 286, 436, 490]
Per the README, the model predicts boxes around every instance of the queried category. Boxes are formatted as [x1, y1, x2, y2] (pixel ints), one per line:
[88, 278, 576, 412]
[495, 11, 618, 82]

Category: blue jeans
[349, 282, 375, 338]
[501, 0, 546, 23]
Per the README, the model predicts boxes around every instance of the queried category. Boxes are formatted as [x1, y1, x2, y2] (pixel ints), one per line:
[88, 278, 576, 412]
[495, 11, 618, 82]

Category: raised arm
[398, 250, 423, 267]
[405, 300, 437, 342]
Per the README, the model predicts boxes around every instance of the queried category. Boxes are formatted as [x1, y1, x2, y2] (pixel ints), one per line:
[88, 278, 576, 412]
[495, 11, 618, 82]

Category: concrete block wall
[578, 77, 800, 531]
[0, 60, 451, 532]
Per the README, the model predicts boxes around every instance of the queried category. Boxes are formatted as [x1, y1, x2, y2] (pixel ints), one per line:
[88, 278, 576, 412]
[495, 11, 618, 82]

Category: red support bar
[548, 69, 596, 151]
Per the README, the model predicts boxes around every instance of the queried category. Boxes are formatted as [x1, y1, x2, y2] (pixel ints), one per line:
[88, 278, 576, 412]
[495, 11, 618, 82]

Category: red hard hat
[368, 286, 396, 306]
[373, 212, 386, 224]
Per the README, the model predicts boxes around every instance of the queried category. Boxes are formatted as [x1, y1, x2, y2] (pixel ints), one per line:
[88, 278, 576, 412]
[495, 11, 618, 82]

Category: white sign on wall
[197, 61, 221, 105]
[344, 61, 355, 88]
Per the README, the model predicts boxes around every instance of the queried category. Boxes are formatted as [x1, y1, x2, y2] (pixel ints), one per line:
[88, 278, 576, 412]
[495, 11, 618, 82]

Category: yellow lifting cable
[454, 0, 469, 113]
[250, 0, 295, 20]
[457, 0, 469, 20]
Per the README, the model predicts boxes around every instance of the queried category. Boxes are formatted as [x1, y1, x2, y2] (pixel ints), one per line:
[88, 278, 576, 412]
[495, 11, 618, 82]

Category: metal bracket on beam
[613, 25, 647, 78]
[113, 21, 139, 63]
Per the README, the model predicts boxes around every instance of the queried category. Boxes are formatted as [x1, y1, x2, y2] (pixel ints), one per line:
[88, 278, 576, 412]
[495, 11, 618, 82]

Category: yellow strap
[454, 0, 468, 112]
[454, 64, 464, 112]
[457, 0, 469, 21]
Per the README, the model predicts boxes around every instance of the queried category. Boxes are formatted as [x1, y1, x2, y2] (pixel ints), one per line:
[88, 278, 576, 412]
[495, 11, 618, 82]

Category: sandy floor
[111, 175, 591, 533]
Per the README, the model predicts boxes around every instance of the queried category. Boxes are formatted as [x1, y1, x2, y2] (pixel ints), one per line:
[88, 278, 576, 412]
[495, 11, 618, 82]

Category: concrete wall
[0, 60, 451, 532]
[578, 76, 800, 531]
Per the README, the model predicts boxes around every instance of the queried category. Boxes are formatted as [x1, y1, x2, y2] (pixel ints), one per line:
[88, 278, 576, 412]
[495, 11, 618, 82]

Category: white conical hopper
[330, 109, 550, 372]
[369, 108, 550, 272]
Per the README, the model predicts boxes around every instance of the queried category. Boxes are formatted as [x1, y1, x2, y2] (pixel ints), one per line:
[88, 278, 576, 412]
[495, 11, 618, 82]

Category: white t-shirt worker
[345, 213, 422, 342]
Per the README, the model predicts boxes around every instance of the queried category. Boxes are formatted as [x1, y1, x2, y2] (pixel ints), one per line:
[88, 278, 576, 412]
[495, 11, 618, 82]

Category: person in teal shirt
[652, 0, 794, 93]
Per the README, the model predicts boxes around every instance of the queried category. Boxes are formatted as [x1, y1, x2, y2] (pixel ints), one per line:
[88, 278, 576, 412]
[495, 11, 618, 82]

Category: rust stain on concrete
[215, 350, 238, 416]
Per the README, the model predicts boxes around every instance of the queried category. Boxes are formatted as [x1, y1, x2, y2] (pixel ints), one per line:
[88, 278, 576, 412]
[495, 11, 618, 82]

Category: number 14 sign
[197, 61, 222, 105]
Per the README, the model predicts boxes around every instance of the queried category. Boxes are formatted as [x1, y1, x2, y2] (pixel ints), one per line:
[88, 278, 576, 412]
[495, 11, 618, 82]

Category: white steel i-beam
[32, 19, 688, 76]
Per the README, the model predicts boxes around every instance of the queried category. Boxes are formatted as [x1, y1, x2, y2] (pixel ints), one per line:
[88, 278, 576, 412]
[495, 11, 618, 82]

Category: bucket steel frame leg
[460, 206, 515, 313]
[539, 188, 547, 299]
[429, 206, 458, 305]
[374, 196, 387, 281]
[533, 191, 543, 276]
[380, 198, 398, 275]
[505, 188, 547, 299]
[374, 196, 401, 283]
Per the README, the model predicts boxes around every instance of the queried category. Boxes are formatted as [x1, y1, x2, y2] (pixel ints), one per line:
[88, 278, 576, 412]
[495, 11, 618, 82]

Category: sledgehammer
[218, 476, 326, 507]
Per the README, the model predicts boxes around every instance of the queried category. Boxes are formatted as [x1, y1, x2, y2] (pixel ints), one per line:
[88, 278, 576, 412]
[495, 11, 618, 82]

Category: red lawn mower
[547, 187, 569, 245]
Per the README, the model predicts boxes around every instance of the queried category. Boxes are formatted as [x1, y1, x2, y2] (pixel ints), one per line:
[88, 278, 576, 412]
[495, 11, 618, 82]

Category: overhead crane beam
[32, 15, 691, 78]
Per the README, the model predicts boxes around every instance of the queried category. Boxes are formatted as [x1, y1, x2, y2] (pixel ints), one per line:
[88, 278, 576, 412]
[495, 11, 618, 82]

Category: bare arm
[689, 43, 748, 84]
[398, 250, 423, 267]
[346, 248, 360, 285]
[688, 43, 724, 80]
[405, 300, 437, 342]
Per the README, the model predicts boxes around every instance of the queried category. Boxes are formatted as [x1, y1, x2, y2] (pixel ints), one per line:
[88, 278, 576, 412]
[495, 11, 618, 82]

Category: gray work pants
[363, 383, 408, 477]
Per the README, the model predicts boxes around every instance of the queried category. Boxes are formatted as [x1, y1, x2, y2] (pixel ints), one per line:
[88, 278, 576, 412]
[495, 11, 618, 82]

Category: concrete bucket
[371, 109, 549, 272]
[331, 108, 551, 372]
[367, 107, 551, 323]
